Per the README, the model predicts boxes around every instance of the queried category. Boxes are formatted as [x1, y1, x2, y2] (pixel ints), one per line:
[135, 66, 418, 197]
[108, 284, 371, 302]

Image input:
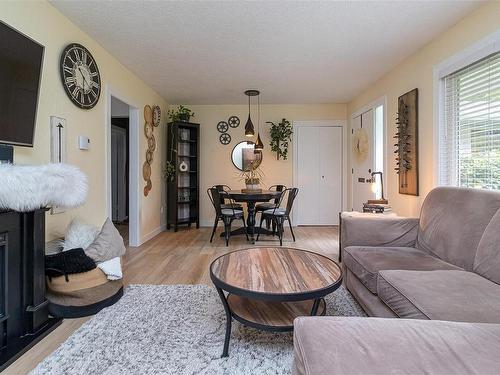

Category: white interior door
[297, 126, 320, 225]
[319, 127, 342, 224]
[352, 110, 375, 211]
[297, 125, 342, 225]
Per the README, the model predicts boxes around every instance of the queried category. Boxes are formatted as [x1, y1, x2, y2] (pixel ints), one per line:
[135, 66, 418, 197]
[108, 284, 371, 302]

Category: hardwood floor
[5, 226, 339, 375]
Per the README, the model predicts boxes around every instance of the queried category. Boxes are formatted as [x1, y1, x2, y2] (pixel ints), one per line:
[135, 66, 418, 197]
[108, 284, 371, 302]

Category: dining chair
[255, 185, 286, 229]
[256, 188, 299, 246]
[207, 187, 248, 246]
[213, 185, 243, 210]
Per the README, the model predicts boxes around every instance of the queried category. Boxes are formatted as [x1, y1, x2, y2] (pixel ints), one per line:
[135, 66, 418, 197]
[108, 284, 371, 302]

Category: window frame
[434, 30, 500, 187]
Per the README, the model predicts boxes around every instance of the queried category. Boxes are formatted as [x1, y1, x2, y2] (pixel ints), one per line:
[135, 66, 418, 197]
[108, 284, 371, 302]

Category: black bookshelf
[166, 121, 200, 231]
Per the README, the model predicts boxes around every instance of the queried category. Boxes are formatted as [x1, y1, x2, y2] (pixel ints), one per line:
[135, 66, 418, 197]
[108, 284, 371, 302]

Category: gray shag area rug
[31, 284, 365, 375]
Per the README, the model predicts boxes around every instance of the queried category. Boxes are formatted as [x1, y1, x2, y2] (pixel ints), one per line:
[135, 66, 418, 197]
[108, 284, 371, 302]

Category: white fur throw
[63, 219, 100, 252]
[0, 163, 88, 212]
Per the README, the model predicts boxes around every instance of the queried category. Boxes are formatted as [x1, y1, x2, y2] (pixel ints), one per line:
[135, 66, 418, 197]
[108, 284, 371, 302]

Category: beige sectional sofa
[293, 187, 500, 374]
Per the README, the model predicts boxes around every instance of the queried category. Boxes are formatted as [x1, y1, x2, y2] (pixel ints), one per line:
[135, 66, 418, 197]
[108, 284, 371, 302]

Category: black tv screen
[0, 21, 44, 147]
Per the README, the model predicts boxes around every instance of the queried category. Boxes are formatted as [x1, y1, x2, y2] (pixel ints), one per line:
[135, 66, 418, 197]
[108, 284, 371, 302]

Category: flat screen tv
[0, 21, 44, 147]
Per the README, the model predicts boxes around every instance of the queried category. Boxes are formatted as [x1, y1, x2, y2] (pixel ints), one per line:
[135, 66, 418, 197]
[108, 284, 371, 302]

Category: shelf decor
[395, 88, 419, 196]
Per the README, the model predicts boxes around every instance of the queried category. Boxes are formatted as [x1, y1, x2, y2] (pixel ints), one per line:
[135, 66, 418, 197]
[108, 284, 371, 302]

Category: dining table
[220, 189, 282, 244]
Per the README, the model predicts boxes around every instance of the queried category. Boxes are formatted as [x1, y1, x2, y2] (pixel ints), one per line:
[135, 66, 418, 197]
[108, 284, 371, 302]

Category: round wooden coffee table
[210, 247, 342, 357]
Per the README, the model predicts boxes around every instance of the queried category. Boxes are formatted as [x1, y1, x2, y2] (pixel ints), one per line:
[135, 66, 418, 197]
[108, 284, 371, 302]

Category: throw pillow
[84, 218, 126, 263]
[63, 219, 100, 251]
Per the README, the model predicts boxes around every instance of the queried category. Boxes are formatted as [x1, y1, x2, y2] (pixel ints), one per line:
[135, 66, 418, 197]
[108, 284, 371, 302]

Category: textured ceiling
[50, 1, 480, 104]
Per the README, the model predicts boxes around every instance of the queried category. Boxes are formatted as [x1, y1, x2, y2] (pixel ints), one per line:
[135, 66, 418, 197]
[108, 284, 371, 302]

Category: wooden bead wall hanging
[143, 105, 161, 196]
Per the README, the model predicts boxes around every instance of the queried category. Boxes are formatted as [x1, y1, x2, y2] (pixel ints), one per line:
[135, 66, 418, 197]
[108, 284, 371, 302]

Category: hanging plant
[266, 118, 293, 160]
[163, 124, 178, 182]
[163, 160, 176, 182]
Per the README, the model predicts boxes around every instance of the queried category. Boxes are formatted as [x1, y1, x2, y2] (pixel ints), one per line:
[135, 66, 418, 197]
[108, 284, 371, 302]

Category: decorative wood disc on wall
[220, 133, 231, 145]
[142, 161, 151, 180]
[144, 105, 153, 123]
[146, 150, 154, 164]
[142, 104, 161, 196]
[217, 121, 229, 133]
[152, 105, 161, 127]
[144, 122, 153, 138]
[228, 115, 240, 128]
[147, 134, 156, 152]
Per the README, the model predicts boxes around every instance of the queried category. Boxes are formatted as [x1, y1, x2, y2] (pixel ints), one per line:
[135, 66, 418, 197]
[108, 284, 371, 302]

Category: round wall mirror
[231, 141, 263, 171]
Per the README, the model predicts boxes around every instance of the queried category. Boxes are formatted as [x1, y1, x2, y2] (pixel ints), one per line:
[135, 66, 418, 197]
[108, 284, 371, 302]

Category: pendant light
[254, 93, 264, 151]
[244, 90, 259, 137]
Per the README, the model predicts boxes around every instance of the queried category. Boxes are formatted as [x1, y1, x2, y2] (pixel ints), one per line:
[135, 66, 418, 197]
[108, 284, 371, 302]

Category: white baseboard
[140, 224, 166, 245]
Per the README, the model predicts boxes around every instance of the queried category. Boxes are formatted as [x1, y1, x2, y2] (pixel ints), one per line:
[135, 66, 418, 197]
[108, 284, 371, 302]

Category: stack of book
[363, 203, 392, 213]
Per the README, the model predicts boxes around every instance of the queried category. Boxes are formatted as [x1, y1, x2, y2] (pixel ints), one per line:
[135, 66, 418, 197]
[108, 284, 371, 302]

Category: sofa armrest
[340, 213, 419, 258]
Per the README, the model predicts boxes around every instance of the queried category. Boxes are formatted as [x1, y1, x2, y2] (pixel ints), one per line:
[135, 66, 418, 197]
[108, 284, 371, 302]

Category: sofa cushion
[416, 187, 500, 270]
[378, 270, 500, 323]
[474, 208, 500, 285]
[292, 316, 500, 375]
[343, 246, 461, 294]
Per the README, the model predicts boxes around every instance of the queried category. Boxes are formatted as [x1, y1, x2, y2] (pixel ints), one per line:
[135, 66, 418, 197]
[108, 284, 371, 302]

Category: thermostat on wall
[78, 136, 90, 150]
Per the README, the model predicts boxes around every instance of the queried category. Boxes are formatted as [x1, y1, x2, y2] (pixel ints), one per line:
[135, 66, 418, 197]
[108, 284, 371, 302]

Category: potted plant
[239, 161, 264, 191]
[167, 105, 195, 122]
[266, 118, 293, 160]
[163, 160, 176, 182]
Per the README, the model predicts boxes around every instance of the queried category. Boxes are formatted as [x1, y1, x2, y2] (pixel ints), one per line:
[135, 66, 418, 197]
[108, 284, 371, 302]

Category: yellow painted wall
[181, 104, 346, 225]
[347, 2, 500, 217]
[1, 1, 168, 241]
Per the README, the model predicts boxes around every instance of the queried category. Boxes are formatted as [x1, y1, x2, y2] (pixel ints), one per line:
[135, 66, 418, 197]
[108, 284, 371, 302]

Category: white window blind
[441, 51, 500, 189]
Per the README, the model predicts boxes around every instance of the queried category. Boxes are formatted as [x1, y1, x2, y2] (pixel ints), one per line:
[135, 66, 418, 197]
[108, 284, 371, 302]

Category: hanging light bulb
[254, 92, 264, 151]
[244, 90, 257, 137]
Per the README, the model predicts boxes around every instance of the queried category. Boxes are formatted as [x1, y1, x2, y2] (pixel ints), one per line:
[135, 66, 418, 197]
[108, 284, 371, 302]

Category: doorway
[294, 122, 343, 225]
[351, 100, 386, 211]
[107, 89, 140, 247]
[111, 97, 130, 244]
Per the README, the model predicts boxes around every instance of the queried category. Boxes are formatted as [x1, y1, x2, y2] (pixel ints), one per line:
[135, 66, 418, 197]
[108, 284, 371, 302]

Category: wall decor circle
[147, 134, 156, 152]
[146, 150, 154, 164]
[179, 161, 188, 172]
[152, 105, 161, 127]
[144, 122, 153, 138]
[219, 133, 231, 145]
[228, 115, 240, 128]
[60, 43, 101, 109]
[217, 121, 229, 133]
[142, 161, 151, 179]
[144, 105, 153, 123]
[142, 104, 160, 196]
